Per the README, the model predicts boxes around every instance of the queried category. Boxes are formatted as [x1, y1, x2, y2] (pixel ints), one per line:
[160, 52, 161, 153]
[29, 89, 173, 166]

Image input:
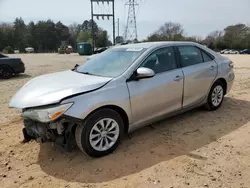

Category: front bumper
[23, 119, 56, 142]
[23, 116, 78, 151]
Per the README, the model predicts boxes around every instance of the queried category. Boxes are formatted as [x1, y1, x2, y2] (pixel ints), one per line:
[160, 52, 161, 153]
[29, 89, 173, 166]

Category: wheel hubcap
[89, 118, 119, 151]
[211, 85, 224, 107]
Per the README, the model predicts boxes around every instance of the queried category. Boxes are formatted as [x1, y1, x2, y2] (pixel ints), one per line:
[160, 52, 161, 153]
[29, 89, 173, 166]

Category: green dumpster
[77, 42, 92, 55]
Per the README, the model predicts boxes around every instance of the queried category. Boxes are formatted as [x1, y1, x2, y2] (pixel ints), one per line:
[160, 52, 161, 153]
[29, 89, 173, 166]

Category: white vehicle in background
[14, 50, 20, 54]
[223, 50, 239, 54]
[25, 47, 34, 53]
[223, 50, 231, 54]
[229, 50, 239, 54]
[220, 49, 228, 54]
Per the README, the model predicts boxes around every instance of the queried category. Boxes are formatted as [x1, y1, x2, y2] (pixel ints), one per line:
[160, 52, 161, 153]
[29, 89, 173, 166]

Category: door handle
[174, 75, 183, 81]
[209, 65, 215, 70]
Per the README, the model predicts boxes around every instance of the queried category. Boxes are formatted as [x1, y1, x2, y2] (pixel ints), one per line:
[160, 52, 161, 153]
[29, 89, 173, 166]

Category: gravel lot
[1, 54, 250, 188]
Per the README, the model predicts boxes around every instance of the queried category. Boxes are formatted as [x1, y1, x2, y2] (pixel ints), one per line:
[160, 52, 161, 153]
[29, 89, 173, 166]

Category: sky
[0, 0, 250, 41]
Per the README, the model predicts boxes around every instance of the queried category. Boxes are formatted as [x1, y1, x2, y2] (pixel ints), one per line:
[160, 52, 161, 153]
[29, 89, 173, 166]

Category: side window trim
[200, 49, 205, 63]
[173, 46, 183, 68]
[172, 46, 182, 68]
[198, 47, 215, 61]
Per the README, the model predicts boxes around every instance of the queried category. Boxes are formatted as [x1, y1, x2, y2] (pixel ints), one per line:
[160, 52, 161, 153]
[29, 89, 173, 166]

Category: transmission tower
[124, 0, 139, 41]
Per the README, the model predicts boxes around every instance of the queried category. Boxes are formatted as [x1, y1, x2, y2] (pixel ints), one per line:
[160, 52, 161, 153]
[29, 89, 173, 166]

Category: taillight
[229, 61, 234, 68]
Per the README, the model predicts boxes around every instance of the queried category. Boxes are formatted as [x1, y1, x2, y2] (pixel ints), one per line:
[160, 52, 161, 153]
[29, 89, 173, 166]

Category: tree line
[145, 22, 250, 51]
[0, 18, 112, 53]
[1, 18, 250, 53]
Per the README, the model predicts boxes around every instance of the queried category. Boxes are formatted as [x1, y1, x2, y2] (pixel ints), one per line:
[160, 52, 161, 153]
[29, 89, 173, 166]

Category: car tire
[75, 108, 124, 157]
[0, 65, 14, 79]
[205, 80, 225, 111]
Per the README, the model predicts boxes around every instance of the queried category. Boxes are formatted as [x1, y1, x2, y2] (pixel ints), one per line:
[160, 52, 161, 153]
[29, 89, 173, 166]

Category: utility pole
[112, 1, 115, 45]
[90, 0, 116, 48]
[124, 0, 139, 42]
[117, 18, 120, 36]
[91, 1, 94, 51]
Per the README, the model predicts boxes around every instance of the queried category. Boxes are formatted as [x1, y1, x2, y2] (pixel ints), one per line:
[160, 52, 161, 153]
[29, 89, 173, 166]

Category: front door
[127, 46, 184, 126]
[176, 45, 217, 107]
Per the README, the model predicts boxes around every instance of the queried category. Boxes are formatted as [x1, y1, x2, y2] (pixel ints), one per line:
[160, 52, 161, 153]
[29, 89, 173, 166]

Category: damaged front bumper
[22, 116, 79, 151]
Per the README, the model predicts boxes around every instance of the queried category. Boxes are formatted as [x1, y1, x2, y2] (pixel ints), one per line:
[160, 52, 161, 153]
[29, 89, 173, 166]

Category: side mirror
[136, 67, 155, 79]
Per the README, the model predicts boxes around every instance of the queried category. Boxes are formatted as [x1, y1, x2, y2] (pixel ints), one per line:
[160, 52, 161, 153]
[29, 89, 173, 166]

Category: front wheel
[205, 81, 225, 111]
[75, 108, 124, 157]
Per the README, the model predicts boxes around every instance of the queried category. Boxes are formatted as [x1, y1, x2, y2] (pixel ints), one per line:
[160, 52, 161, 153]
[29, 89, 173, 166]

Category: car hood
[9, 70, 112, 109]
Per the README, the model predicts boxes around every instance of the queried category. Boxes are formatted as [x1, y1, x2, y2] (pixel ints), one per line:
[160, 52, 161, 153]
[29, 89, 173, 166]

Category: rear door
[176, 45, 217, 107]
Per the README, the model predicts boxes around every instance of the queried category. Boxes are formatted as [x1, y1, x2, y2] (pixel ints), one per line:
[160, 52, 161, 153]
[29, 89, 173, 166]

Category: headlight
[21, 103, 73, 123]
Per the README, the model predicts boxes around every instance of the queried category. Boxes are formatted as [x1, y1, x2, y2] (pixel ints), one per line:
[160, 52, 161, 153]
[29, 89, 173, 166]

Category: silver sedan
[9, 42, 235, 157]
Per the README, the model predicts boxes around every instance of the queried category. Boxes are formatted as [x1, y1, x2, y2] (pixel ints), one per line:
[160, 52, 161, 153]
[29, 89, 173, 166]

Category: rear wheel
[0, 65, 14, 79]
[75, 108, 124, 157]
[205, 80, 225, 111]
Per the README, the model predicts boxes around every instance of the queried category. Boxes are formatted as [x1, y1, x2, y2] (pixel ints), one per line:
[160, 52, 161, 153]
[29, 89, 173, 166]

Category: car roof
[112, 41, 200, 49]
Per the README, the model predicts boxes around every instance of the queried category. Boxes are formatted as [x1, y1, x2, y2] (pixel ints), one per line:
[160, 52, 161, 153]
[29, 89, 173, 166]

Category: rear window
[177, 46, 203, 66]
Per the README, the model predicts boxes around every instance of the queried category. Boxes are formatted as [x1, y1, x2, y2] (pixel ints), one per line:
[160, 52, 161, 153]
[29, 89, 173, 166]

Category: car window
[177, 46, 203, 67]
[140, 47, 177, 74]
[201, 51, 213, 62]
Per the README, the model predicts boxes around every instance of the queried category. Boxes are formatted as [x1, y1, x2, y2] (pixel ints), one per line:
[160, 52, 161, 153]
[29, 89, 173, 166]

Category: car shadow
[37, 97, 250, 183]
[0, 74, 31, 82]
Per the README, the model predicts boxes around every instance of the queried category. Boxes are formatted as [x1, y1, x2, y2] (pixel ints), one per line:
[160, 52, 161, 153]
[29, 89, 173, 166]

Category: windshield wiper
[80, 71, 96, 75]
[71, 64, 79, 71]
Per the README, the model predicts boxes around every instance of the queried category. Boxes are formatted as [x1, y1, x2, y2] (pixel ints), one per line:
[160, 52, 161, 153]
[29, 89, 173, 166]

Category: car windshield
[76, 47, 146, 77]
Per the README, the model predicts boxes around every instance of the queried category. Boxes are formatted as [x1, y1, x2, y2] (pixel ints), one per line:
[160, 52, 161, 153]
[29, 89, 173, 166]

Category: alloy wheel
[89, 118, 120, 152]
[211, 85, 224, 107]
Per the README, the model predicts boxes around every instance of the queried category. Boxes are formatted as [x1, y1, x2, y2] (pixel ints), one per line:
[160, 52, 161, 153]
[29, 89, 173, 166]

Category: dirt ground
[1, 53, 250, 188]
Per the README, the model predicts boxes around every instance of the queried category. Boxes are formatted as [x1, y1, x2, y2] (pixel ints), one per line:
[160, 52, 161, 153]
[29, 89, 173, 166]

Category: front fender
[62, 81, 131, 123]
